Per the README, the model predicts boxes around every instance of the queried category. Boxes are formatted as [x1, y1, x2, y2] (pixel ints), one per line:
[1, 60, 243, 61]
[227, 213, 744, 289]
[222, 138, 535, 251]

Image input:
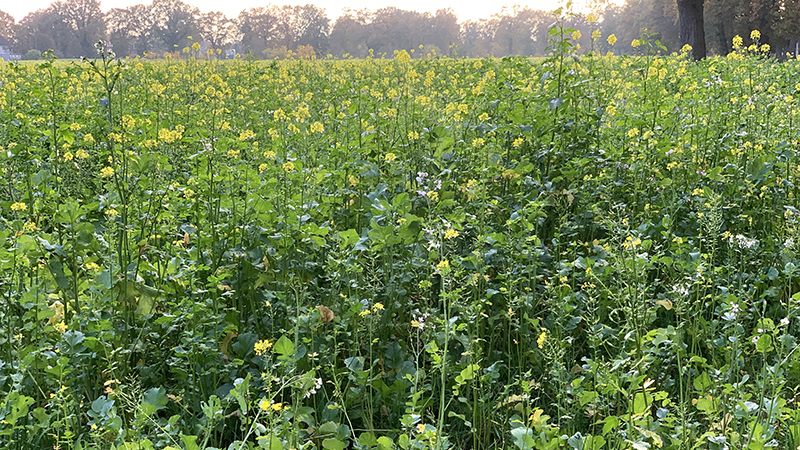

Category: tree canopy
[1, 0, 799, 59]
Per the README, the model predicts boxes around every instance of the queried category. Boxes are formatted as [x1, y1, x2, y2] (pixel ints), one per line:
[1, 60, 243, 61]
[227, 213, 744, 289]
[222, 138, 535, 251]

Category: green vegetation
[1, 28, 800, 450]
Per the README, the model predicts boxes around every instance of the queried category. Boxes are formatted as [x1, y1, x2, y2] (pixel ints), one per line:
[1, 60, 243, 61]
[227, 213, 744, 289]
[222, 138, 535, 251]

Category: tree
[196, 11, 239, 50]
[0, 9, 14, 43]
[328, 8, 372, 57]
[106, 5, 154, 57]
[149, 0, 198, 52]
[459, 20, 494, 57]
[52, 0, 105, 56]
[238, 6, 283, 56]
[772, 0, 800, 55]
[676, 0, 707, 59]
[430, 9, 459, 56]
[16, 8, 73, 56]
[293, 4, 330, 54]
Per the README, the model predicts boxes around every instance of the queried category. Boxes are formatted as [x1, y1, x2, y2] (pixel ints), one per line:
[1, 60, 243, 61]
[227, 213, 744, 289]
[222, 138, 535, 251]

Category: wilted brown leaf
[317, 305, 335, 322]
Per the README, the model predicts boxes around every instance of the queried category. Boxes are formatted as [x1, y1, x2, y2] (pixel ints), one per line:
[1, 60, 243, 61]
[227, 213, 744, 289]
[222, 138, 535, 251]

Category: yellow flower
[10, 202, 27, 211]
[49, 301, 64, 324]
[384, 152, 397, 163]
[732, 35, 743, 48]
[760, 44, 770, 53]
[623, 236, 642, 250]
[627, 128, 639, 138]
[54, 322, 68, 333]
[586, 13, 597, 23]
[537, 331, 547, 349]
[436, 260, 449, 271]
[75, 149, 89, 159]
[373, 303, 384, 311]
[282, 161, 295, 173]
[310, 122, 324, 133]
[513, 137, 524, 148]
[100, 166, 115, 178]
[62, 151, 74, 161]
[411, 320, 421, 328]
[750, 30, 760, 41]
[395, 49, 411, 63]
[105, 208, 119, 217]
[121, 115, 135, 129]
[631, 39, 642, 48]
[259, 398, 272, 412]
[572, 30, 581, 41]
[478, 112, 489, 121]
[444, 229, 459, 239]
[607, 34, 617, 46]
[472, 138, 485, 147]
[254, 339, 273, 356]
[239, 130, 256, 141]
[592, 30, 601, 41]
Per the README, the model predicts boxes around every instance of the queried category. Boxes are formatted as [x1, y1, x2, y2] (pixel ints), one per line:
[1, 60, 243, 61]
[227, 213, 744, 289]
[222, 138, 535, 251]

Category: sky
[4, 0, 589, 23]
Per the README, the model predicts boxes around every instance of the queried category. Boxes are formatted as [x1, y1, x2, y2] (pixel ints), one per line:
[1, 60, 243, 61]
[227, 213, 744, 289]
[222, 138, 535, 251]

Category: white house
[0, 36, 11, 61]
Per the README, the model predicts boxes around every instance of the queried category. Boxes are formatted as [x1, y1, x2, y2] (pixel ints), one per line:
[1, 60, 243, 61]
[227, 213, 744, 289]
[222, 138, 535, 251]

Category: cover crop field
[2, 30, 800, 450]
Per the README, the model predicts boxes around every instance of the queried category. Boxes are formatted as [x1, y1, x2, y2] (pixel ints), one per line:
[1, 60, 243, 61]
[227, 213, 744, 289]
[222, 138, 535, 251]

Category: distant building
[0, 36, 11, 61]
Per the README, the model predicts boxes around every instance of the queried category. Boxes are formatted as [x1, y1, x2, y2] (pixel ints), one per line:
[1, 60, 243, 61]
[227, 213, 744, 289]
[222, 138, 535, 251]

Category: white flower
[730, 234, 758, 250]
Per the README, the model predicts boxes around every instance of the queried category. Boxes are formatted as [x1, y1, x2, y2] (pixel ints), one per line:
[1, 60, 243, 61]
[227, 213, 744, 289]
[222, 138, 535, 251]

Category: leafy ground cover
[2, 29, 800, 450]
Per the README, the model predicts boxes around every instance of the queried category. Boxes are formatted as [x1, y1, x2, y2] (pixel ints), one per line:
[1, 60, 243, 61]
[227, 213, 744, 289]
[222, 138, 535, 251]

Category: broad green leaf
[274, 335, 295, 359]
[322, 438, 345, 450]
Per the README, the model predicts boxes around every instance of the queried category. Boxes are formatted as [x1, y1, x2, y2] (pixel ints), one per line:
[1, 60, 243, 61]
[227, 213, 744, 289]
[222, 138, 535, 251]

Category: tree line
[0, 0, 798, 60]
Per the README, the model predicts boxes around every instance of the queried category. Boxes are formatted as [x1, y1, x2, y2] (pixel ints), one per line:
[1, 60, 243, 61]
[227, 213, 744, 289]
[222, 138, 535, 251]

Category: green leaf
[767, 266, 779, 280]
[260, 433, 284, 449]
[345, 356, 364, 372]
[693, 372, 713, 393]
[398, 434, 410, 449]
[321, 438, 345, 450]
[274, 335, 295, 360]
[756, 334, 772, 352]
[48, 259, 71, 290]
[511, 427, 536, 450]
[587, 435, 606, 449]
[377, 436, 394, 450]
[632, 392, 649, 415]
[359, 432, 377, 447]
[181, 435, 199, 450]
[384, 341, 405, 369]
[579, 390, 598, 407]
[142, 387, 168, 412]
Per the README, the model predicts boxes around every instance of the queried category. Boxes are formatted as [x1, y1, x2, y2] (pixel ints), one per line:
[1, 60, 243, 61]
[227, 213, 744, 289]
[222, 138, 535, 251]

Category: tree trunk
[676, 0, 706, 60]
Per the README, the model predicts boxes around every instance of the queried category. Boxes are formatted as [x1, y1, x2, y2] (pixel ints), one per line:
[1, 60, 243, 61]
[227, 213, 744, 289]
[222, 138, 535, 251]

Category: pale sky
[5, 0, 591, 23]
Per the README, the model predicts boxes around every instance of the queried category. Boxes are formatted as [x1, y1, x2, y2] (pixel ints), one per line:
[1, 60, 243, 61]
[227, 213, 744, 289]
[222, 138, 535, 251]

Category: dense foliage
[1, 28, 800, 450]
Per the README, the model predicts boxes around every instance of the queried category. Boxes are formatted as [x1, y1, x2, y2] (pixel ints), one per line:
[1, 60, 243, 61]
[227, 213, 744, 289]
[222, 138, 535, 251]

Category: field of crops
[3, 31, 800, 450]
